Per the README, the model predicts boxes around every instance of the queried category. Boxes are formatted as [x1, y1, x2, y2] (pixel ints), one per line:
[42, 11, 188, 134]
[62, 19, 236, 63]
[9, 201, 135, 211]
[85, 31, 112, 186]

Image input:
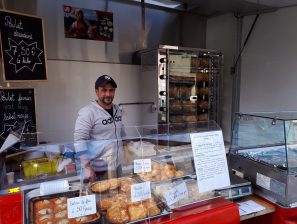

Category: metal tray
[26, 188, 101, 224]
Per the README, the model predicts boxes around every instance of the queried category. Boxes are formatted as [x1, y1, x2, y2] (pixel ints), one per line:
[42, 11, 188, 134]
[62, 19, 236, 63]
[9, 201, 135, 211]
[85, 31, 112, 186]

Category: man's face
[95, 83, 115, 107]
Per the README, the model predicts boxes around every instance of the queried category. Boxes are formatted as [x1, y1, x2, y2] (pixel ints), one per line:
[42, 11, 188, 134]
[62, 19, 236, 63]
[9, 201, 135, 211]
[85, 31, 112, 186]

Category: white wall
[0, 0, 207, 143]
[240, 7, 297, 112]
[206, 14, 237, 142]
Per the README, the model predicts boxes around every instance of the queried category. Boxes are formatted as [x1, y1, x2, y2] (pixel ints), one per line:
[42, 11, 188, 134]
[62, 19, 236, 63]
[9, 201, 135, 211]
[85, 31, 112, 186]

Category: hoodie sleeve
[74, 106, 93, 142]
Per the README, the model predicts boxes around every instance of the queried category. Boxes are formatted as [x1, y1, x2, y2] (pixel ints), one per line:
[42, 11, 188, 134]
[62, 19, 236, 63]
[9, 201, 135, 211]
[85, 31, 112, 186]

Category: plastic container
[22, 157, 60, 177]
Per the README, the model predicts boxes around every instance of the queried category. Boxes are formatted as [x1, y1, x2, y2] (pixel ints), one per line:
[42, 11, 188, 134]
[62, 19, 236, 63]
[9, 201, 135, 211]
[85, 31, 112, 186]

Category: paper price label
[67, 195, 96, 219]
[164, 182, 188, 206]
[134, 159, 152, 173]
[131, 182, 151, 202]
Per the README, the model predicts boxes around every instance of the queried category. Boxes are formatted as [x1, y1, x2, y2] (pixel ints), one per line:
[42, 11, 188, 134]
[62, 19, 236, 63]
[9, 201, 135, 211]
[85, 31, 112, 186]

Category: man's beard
[100, 96, 113, 106]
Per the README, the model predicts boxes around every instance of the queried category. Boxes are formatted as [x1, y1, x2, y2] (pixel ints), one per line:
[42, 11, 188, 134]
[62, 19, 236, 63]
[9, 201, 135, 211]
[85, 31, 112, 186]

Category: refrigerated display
[229, 112, 297, 207]
[138, 45, 223, 126]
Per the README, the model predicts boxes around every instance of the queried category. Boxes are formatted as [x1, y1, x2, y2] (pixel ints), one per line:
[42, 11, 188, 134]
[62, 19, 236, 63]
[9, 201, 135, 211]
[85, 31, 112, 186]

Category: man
[69, 9, 90, 39]
[74, 75, 124, 180]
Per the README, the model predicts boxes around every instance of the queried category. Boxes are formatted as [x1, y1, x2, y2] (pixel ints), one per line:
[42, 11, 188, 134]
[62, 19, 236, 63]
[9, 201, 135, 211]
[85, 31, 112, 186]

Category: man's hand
[84, 166, 95, 182]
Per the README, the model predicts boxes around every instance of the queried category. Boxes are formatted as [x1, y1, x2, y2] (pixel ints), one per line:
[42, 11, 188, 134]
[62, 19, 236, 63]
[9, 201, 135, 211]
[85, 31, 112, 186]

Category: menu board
[0, 9, 47, 81]
[0, 88, 37, 148]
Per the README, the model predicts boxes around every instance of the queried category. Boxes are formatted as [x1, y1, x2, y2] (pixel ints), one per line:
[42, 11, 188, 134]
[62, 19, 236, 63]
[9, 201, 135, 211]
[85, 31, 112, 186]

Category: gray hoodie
[74, 100, 124, 142]
[74, 101, 124, 173]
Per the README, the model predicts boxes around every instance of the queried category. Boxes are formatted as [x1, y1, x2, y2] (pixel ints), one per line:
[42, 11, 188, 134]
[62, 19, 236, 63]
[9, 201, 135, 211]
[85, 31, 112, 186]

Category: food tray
[27, 190, 101, 224]
[89, 176, 172, 223]
[97, 191, 172, 224]
[22, 156, 60, 177]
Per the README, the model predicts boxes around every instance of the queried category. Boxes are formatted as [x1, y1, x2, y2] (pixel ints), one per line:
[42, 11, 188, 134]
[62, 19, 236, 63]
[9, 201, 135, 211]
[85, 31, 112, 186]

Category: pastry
[34, 200, 52, 210]
[128, 204, 147, 221]
[75, 215, 98, 223]
[52, 197, 67, 205]
[99, 197, 114, 211]
[106, 206, 130, 224]
[91, 180, 110, 193]
[164, 164, 175, 171]
[108, 178, 121, 190]
[54, 210, 67, 219]
[36, 208, 53, 216]
[165, 170, 175, 178]
[120, 178, 136, 193]
[147, 206, 160, 216]
[152, 163, 161, 170]
[175, 170, 184, 177]
[35, 214, 53, 224]
[55, 219, 70, 224]
[54, 203, 67, 212]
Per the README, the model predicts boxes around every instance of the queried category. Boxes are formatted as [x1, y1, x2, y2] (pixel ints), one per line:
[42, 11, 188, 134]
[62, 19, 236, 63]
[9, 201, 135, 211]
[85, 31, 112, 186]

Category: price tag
[67, 195, 96, 219]
[164, 182, 188, 206]
[134, 159, 152, 173]
[131, 182, 151, 202]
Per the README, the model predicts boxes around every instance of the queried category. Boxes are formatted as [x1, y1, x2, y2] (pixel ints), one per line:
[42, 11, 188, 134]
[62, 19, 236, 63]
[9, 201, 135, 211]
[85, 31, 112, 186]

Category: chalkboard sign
[0, 9, 47, 81]
[0, 88, 37, 148]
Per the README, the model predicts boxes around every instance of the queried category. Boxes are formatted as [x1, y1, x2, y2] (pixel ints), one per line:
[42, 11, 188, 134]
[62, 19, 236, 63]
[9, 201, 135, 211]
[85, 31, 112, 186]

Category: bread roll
[106, 206, 130, 224]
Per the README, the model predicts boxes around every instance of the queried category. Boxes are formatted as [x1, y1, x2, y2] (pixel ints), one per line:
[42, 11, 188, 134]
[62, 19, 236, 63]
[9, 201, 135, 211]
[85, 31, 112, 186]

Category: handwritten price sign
[67, 195, 96, 219]
[0, 10, 47, 81]
[164, 182, 188, 206]
[134, 159, 152, 173]
[131, 182, 151, 202]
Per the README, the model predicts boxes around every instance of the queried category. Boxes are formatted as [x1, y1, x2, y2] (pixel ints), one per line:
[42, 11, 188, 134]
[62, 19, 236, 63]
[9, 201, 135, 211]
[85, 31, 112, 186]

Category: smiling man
[74, 75, 124, 180]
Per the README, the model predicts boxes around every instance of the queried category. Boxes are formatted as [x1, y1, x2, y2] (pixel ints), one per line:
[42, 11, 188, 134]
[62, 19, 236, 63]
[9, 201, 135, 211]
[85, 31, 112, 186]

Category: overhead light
[130, 0, 182, 9]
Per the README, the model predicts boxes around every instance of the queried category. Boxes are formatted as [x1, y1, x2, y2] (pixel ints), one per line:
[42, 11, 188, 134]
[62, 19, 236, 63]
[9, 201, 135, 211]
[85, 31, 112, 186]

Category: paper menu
[238, 200, 265, 216]
[190, 130, 230, 193]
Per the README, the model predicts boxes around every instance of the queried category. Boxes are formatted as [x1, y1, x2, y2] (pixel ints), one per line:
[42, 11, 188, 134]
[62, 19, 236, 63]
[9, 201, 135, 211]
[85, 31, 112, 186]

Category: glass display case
[0, 121, 231, 223]
[138, 45, 223, 126]
[229, 112, 297, 207]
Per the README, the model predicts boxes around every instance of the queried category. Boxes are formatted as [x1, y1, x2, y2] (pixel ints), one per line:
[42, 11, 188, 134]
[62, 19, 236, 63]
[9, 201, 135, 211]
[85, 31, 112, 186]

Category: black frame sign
[0, 9, 47, 81]
[0, 88, 37, 147]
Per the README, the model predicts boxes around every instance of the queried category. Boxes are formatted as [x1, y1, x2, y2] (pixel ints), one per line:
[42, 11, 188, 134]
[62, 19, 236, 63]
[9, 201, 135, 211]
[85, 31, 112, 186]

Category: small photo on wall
[63, 5, 113, 42]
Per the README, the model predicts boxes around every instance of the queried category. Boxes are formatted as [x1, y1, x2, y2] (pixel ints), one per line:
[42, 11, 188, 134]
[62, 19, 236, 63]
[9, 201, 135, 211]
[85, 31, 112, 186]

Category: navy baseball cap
[95, 75, 117, 89]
